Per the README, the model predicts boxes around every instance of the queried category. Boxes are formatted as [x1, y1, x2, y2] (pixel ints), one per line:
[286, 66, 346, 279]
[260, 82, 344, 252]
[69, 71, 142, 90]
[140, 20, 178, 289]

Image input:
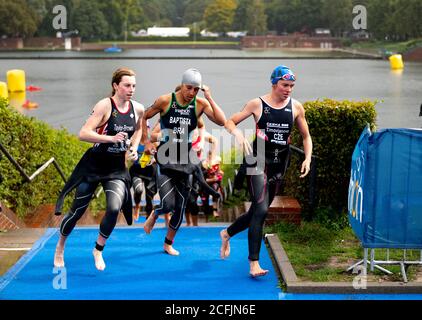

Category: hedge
[0, 98, 90, 217]
[283, 98, 377, 222]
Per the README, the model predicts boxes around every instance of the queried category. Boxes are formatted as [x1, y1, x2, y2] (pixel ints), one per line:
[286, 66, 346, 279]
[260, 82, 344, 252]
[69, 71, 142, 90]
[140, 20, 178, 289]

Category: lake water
[1, 49, 421, 151]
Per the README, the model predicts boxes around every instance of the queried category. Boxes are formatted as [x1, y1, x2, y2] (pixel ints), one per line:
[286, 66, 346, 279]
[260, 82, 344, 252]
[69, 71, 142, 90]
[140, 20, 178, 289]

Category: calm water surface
[1, 49, 421, 149]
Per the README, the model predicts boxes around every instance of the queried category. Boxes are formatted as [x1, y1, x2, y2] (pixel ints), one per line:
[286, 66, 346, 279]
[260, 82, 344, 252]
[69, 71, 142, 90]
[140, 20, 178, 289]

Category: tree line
[0, 0, 420, 41]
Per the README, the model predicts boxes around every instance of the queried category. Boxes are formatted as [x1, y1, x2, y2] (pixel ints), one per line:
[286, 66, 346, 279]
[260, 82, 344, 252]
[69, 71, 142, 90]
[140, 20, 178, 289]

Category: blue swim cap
[270, 65, 296, 84]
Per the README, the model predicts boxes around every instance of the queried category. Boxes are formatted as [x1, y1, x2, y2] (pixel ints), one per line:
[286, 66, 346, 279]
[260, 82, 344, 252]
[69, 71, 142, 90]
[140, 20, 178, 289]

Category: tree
[266, 0, 325, 35]
[183, 0, 212, 25]
[0, 0, 38, 37]
[72, 0, 108, 40]
[203, 0, 237, 33]
[321, 0, 353, 37]
[233, 0, 267, 35]
[98, 0, 124, 39]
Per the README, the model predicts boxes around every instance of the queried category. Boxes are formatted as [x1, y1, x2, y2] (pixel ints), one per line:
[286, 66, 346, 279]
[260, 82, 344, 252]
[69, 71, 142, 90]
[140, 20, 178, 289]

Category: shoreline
[0, 47, 383, 60]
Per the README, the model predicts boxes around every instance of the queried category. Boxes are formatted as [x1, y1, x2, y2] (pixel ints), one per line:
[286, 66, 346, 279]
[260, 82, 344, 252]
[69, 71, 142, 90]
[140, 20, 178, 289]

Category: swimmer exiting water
[54, 68, 144, 271]
[221, 65, 313, 277]
[141, 68, 226, 256]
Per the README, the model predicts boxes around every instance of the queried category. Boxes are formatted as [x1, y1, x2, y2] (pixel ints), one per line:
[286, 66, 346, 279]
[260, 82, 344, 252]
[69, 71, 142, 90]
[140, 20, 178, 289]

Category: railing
[0, 142, 67, 183]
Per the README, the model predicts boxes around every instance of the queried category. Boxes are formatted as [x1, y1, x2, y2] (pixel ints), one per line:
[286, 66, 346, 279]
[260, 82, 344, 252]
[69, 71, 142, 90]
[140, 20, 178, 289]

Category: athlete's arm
[149, 120, 162, 143]
[79, 98, 128, 144]
[128, 102, 145, 161]
[294, 101, 313, 178]
[224, 99, 260, 155]
[199, 85, 226, 126]
[141, 95, 168, 154]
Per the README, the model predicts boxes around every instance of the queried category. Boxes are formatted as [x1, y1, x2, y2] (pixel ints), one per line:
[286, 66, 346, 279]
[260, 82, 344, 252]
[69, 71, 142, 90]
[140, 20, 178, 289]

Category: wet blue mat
[1, 227, 421, 300]
[0, 226, 281, 300]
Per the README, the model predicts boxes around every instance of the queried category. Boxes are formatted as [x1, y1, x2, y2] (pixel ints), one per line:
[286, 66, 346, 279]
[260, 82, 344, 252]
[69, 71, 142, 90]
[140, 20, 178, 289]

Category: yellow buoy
[7, 69, 26, 92]
[389, 54, 404, 70]
[0, 81, 8, 99]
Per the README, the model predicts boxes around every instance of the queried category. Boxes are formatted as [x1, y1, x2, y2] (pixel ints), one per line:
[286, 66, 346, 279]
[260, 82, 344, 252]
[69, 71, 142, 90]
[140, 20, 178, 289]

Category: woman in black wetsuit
[53, 68, 144, 271]
[221, 65, 313, 277]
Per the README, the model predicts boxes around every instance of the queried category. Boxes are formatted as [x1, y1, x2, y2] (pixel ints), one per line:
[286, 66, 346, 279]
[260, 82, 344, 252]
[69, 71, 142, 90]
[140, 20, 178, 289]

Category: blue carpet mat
[0, 226, 281, 300]
[1, 227, 421, 300]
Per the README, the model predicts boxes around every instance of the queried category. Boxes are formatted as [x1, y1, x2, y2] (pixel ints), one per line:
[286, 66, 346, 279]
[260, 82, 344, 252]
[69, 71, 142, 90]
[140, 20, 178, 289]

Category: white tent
[147, 27, 190, 37]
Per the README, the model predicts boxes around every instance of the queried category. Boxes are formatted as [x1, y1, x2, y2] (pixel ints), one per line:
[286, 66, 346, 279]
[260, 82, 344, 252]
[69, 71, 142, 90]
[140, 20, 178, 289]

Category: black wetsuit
[153, 93, 219, 231]
[227, 97, 294, 261]
[130, 160, 156, 216]
[58, 98, 136, 238]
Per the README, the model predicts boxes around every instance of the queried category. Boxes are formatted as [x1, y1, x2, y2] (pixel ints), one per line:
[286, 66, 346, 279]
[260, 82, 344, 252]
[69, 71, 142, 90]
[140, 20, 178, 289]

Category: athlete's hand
[201, 84, 211, 100]
[300, 159, 311, 178]
[234, 131, 252, 155]
[111, 131, 128, 144]
[144, 141, 157, 156]
[127, 146, 138, 161]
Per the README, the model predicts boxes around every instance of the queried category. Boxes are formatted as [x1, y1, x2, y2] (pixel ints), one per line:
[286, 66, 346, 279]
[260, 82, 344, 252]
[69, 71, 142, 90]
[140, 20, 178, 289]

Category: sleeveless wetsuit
[59, 98, 137, 238]
[227, 97, 294, 261]
[154, 92, 201, 231]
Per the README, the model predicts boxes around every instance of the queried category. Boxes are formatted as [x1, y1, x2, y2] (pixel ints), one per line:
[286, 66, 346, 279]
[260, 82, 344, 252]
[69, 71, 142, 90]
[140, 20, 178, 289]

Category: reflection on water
[7, 91, 40, 111]
[8, 91, 26, 110]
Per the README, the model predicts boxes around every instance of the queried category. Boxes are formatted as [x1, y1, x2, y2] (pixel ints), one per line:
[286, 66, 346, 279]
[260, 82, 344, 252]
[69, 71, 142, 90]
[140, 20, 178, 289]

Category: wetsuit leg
[132, 176, 144, 206]
[99, 179, 126, 239]
[168, 176, 190, 231]
[141, 177, 154, 216]
[226, 171, 270, 261]
[154, 171, 176, 216]
[60, 181, 98, 236]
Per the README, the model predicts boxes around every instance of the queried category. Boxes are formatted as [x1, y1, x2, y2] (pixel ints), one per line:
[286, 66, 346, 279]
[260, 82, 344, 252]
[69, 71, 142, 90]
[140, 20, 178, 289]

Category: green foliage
[13, 0, 422, 41]
[233, 0, 268, 35]
[0, 0, 38, 37]
[283, 99, 377, 222]
[204, 0, 237, 33]
[72, 0, 108, 40]
[0, 98, 89, 217]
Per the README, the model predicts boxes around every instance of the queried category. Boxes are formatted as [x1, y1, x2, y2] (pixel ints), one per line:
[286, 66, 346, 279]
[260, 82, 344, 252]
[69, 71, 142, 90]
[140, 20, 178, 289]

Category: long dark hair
[111, 68, 136, 96]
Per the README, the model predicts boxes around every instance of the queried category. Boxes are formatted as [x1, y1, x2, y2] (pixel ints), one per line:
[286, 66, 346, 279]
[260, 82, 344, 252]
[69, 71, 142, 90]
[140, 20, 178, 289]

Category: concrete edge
[265, 233, 422, 294]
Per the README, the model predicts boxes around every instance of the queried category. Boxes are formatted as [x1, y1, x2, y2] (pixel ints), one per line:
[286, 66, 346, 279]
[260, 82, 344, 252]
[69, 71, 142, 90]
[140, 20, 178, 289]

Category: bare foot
[133, 204, 140, 221]
[54, 247, 65, 268]
[163, 243, 180, 256]
[249, 260, 269, 278]
[93, 248, 106, 271]
[143, 213, 157, 234]
[220, 229, 230, 259]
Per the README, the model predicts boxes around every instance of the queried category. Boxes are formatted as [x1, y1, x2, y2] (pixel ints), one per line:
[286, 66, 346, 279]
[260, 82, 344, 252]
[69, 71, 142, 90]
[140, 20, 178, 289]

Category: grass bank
[267, 221, 422, 282]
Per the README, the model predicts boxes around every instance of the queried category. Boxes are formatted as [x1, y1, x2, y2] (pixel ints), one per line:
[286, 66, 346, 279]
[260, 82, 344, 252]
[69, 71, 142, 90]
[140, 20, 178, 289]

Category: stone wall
[241, 35, 342, 49]
[0, 202, 26, 230]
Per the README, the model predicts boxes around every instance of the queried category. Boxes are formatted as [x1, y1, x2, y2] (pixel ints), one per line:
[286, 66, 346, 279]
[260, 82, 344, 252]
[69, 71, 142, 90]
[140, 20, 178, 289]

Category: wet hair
[174, 85, 181, 92]
[111, 68, 135, 96]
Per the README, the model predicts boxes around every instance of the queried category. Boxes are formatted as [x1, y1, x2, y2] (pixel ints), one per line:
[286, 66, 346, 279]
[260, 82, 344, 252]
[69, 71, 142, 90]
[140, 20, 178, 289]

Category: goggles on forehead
[271, 66, 296, 84]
